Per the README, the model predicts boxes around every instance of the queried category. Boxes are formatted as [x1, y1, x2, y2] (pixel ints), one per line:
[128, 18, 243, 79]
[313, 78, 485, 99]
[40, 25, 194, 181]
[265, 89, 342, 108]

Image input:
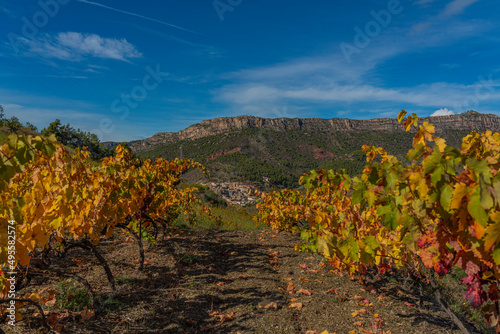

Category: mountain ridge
[117, 110, 500, 188]
[124, 110, 500, 153]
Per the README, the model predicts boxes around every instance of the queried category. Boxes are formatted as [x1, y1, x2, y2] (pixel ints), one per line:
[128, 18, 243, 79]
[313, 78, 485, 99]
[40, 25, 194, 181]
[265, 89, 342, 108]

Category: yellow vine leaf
[450, 183, 469, 210]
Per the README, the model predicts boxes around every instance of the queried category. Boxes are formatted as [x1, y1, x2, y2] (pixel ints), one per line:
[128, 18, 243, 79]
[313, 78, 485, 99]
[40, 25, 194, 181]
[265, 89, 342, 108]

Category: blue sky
[1, 0, 499, 141]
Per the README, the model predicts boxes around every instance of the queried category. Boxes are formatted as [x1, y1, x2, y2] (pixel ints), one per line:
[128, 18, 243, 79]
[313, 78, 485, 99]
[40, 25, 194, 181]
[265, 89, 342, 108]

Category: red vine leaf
[461, 276, 486, 308]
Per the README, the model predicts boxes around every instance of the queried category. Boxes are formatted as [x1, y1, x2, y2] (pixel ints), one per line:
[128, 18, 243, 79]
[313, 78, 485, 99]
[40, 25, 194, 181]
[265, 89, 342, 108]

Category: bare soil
[3, 227, 483, 334]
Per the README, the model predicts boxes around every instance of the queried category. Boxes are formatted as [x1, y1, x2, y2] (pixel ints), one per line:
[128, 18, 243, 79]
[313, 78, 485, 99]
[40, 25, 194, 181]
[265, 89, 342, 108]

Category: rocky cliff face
[129, 111, 500, 153]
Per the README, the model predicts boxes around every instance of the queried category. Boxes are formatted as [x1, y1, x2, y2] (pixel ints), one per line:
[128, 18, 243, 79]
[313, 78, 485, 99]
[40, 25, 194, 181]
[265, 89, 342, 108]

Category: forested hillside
[136, 121, 479, 189]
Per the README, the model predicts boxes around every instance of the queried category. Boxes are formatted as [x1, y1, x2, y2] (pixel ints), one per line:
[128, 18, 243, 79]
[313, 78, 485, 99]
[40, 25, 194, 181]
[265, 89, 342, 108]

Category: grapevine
[256, 111, 500, 332]
[0, 134, 217, 330]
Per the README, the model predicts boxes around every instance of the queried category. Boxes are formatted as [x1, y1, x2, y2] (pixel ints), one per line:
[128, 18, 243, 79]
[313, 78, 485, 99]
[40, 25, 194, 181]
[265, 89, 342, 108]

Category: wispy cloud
[414, 0, 439, 5]
[14, 32, 142, 62]
[1, 6, 18, 19]
[441, 0, 481, 17]
[213, 16, 496, 118]
[215, 80, 500, 117]
[44, 75, 88, 79]
[223, 18, 489, 90]
[411, 0, 482, 33]
[1, 95, 140, 142]
[75, 0, 203, 36]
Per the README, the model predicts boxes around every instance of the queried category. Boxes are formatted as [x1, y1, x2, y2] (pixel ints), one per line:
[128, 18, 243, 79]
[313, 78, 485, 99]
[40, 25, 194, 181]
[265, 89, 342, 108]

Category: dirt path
[7, 228, 481, 334]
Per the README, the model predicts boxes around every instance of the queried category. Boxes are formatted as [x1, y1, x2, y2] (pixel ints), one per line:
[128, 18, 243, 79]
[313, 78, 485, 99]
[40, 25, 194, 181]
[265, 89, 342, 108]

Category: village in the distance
[200, 181, 259, 206]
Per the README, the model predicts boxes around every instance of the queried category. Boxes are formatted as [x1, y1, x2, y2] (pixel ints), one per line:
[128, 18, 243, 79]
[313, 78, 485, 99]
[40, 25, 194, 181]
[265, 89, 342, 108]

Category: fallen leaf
[315, 279, 323, 283]
[299, 277, 311, 283]
[29, 293, 42, 302]
[209, 310, 236, 323]
[282, 277, 293, 281]
[326, 288, 338, 295]
[299, 263, 308, 269]
[352, 309, 368, 317]
[34, 311, 50, 317]
[404, 301, 415, 307]
[362, 286, 377, 294]
[289, 302, 303, 310]
[298, 288, 313, 296]
[79, 307, 95, 323]
[45, 297, 57, 307]
[286, 282, 296, 291]
[261, 302, 278, 309]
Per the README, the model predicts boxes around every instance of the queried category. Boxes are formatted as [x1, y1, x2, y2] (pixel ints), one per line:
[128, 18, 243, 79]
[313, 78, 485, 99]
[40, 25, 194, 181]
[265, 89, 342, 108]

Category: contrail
[76, 0, 203, 36]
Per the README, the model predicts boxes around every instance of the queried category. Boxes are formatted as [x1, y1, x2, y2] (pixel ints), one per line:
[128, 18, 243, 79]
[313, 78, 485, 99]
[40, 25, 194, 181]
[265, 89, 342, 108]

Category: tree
[3, 116, 23, 132]
[0, 105, 37, 133]
[41, 119, 74, 146]
[42, 119, 113, 160]
[25, 122, 38, 132]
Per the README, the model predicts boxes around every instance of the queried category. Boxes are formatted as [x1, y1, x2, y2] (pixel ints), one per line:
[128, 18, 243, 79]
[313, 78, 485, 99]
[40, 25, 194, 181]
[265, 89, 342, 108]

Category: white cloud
[16, 32, 142, 62]
[441, 0, 481, 17]
[215, 79, 500, 117]
[430, 108, 455, 116]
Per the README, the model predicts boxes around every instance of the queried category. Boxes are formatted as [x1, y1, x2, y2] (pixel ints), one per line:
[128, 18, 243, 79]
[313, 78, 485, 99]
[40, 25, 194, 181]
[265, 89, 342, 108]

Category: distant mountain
[114, 111, 500, 188]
